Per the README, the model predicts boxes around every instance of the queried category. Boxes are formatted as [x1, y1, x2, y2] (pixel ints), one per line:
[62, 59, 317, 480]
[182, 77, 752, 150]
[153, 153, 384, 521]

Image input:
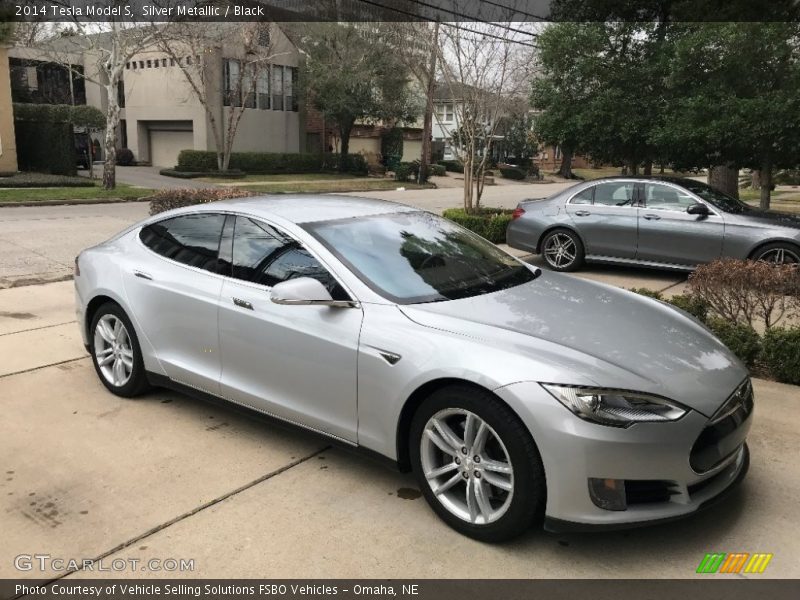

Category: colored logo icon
[697, 553, 773, 574]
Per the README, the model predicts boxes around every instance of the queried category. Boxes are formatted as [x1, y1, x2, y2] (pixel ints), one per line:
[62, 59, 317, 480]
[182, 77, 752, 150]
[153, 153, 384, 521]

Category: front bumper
[494, 381, 752, 529]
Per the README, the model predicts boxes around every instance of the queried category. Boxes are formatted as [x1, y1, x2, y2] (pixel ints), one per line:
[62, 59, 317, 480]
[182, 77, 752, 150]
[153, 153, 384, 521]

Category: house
[0, 44, 17, 172]
[7, 23, 302, 168]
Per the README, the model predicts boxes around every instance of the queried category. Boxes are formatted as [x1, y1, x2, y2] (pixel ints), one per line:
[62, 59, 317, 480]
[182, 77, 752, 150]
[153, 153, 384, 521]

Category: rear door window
[139, 213, 226, 272]
[592, 182, 636, 207]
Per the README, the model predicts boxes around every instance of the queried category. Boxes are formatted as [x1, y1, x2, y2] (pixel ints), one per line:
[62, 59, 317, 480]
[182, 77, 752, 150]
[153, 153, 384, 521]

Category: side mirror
[270, 277, 357, 308]
[687, 203, 710, 216]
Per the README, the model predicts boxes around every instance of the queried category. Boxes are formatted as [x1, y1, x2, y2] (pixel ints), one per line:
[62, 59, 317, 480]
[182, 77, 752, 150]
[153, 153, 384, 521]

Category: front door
[636, 182, 725, 266]
[217, 216, 362, 442]
[565, 181, 640, 259]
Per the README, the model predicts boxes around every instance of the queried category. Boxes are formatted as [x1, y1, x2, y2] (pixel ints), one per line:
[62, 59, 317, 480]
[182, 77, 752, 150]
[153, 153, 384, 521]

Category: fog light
[588, 478, 627, 511]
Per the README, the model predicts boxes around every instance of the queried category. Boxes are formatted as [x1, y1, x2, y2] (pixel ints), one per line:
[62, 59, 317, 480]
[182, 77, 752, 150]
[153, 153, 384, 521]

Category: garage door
[149, 130, 194, 168]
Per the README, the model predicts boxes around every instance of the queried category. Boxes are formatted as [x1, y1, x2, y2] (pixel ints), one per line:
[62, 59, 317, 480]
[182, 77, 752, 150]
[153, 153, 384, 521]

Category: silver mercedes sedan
[75, 196, 752, 542]
[507, 176, 800, 271]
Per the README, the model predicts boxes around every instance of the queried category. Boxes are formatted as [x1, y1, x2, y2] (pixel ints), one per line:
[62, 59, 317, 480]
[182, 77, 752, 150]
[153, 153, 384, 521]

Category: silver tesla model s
[75, 196, 752, 541]
[507, 176, 800, 272]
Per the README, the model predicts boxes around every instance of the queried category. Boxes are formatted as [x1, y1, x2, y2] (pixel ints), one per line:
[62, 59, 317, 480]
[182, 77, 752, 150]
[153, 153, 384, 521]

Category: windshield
[304, 211, 537, 304]
[678, 179, 752, 214]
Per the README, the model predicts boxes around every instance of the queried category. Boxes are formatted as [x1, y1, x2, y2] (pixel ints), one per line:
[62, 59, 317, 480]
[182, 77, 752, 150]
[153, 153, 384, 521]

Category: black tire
[409, 384, 546, 543]
[89, 302, 151, 397]
[750, 242, 800, 265]
[540, 228, 585, 272]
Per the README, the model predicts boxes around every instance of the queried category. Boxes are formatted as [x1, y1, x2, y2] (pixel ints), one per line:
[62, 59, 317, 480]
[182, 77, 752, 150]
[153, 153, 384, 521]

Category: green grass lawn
[241, 179, 433, 194]
[200, 173, 364, 184]
[0, 183, 155, 204]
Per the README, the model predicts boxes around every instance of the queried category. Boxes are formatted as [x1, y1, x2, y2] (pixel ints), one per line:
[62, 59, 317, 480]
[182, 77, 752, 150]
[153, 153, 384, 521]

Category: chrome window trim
[136, 210, 360, 303]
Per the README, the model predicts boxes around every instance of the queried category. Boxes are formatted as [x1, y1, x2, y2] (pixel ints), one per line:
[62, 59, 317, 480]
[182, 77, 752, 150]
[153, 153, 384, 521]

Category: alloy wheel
[544, 233, 577, 269]
[94, 314, 134, 387]
[420, 408, 514, 525]
[756, 247, 800, 265]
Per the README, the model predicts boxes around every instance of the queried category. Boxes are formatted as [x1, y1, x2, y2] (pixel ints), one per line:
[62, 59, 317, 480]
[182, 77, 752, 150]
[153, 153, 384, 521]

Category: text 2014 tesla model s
[75, 196, 752, 542]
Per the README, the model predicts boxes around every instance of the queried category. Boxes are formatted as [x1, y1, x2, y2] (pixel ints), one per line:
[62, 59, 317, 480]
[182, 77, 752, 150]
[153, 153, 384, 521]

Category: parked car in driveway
[75, 196, 752, 541]
[507, 176, 800, 271]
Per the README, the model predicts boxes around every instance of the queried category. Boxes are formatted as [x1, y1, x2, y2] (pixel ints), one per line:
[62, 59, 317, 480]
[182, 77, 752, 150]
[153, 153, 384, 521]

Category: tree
[293, 23, 420, 172]
[531, 20, 669, 177]
[661, 22, 800, 208]
[499, 110, 538, 163]
[29, 4, 158, 189]
[438, 22, 536, 212]
[150, 22, 278, 172]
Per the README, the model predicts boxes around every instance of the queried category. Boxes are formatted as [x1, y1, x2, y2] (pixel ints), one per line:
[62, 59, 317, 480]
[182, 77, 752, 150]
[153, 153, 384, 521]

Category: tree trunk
[102, 81, 121, 190]
[418, 21, 439, 184]
[750, 170, 761, 190]
[557, 147, 573, 178]
[760, 160, 772, 210]
[643, 161, 653, 176]
[708, 164, 739, 199]
[626, 159, 638, 176]
[463, 155, 474, 213]
[338, 121, 354, 172]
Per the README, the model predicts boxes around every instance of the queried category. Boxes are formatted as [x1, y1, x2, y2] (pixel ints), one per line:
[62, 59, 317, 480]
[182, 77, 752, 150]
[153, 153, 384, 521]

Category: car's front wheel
[752, 242, 800, 265]
[541, 228, 585, 272]
[89, 303, 150, 397]
[410, 385, 546, 542]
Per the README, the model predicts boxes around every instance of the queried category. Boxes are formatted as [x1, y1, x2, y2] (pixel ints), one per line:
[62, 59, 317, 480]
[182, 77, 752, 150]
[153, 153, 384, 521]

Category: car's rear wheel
[410, 385, 545, 542]
[90, 303, 150, 397]
[541, 228, 585, 272]
[752, 242, 800, 265]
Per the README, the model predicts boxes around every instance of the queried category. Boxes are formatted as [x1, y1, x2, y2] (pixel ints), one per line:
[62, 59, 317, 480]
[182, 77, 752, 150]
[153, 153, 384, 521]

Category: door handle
[574, 210, 591, 217]
[232, 297, 253, 310]
[643, 214, 661, 221]
[133, 270, 153, 280]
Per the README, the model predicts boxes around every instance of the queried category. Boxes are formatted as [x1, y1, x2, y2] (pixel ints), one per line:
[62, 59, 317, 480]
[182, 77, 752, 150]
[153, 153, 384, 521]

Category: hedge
[148, 188, 255, 216]
[0, 172, 94, 188]
[14, 121, 76, 176]
[438, 160, 464, 173]
[706, 318, 762, 368]
[429, 164, 446, 177]
[176, 151, 368, 175]
[761, 327, 800, 385]
[442, 207, 514, 244]
[499, 166, 527, 180]
[159, 169, 246, 179]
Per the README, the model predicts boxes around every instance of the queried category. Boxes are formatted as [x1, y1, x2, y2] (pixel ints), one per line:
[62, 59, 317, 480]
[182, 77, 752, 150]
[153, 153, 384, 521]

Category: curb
[0, 197, 151, 208]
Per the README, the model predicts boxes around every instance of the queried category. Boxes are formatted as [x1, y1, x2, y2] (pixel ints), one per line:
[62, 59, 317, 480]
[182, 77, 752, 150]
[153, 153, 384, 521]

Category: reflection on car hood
[738, 209, 800, 229]
[400, 273, 747, 417]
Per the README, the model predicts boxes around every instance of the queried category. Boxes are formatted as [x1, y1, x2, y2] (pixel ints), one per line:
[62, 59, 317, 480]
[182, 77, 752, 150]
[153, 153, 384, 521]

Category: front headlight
[541, 384, 689, 427]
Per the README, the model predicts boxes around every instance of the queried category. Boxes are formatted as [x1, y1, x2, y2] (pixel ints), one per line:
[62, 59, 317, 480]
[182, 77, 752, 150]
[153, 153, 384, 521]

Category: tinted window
[305, 211, 537, 304]
[139, 214, 225, 272]
[645, 183, 696, 211]
[570, 187, 593, 205]
[592, 182, 635, 207]
[677, 179, 752, 214]
[231, 217, 347, 299]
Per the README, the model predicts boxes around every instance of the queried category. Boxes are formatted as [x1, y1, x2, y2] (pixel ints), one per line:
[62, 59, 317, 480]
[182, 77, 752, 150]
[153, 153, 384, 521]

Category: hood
[738, 208, 800, 230]
[400, 273, 747, 417]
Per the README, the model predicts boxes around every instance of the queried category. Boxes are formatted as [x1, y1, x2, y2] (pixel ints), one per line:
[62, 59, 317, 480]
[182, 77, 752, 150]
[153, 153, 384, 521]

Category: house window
[257, 67, 270, 110]
[271, 65, 283, 111]
[154, 60, 159, 68]
[139, 61, 144, 69]
[436, 103, 454, 123]
[242, 64, 256, 109]
[25, 66, 38, 90]
[170, 58, 175, 67]
[162, 58, 167, 67]
[186, 56, 192, 65]
[117, 79, 125, 108]
[146, 60, 152, 68]
[223, 58, 241, 107]
[287, 67, 298, 111]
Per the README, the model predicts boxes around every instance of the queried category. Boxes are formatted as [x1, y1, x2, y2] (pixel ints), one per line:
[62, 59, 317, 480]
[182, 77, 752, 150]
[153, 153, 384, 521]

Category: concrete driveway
[1, 277, 798, 580]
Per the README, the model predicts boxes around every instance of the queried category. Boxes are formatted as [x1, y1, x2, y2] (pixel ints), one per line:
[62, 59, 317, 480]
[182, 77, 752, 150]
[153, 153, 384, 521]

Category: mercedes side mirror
[270, 277, 357, 308]
[687, 203, 710, 216]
